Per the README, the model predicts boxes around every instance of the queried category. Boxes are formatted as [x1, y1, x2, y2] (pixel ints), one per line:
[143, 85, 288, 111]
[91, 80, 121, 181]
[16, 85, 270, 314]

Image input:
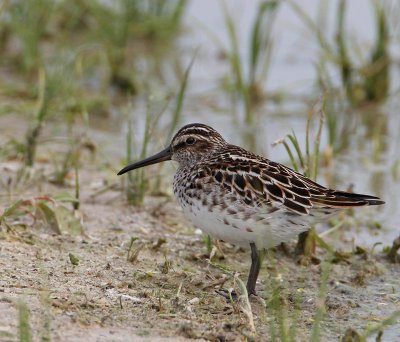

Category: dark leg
[246, 243, 265, 296]
[296, 229, 316, 256]
[296, 231, 309, 254]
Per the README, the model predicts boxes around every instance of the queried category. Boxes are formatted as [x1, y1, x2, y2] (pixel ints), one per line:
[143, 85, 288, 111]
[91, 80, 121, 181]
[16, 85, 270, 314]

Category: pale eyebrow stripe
[180, 127, 210, 135]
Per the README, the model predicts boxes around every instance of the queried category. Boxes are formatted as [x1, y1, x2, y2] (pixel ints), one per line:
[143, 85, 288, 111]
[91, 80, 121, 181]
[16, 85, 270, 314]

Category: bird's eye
[186, 137, 196, 145]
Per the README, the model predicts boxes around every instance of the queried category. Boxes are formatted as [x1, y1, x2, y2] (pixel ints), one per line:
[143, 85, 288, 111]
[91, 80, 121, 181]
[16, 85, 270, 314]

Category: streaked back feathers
[170, 124, 384, 214]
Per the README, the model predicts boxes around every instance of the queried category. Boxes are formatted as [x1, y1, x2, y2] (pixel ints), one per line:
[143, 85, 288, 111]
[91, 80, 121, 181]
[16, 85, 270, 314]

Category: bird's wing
[202, 145, 383, 215]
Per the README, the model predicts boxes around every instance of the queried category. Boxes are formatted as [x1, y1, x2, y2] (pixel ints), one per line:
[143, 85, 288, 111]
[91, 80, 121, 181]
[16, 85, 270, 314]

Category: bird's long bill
[117, 146, 172, 176]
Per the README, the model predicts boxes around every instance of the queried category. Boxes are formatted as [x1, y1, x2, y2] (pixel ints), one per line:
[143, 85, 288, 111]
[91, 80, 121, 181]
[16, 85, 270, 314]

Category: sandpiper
[118, 123, 384, 295]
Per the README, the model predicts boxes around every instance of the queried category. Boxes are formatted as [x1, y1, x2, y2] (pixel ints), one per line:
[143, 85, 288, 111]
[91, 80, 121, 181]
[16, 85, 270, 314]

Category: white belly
[176, 196, 312, 250]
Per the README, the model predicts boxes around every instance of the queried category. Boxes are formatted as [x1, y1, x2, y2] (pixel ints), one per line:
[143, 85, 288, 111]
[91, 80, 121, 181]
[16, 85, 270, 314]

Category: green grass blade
[249, 1, 278, 85]
[362, 310, 400, 339]
[313, 110, 324, 181]
[287, 0, 333, 55]
[305, 111, 312, 178]
[221, 0, 244, 93]
[310, 262, 331, 342]
[282, 140, 299, 172]
[18, 301, 32, 342]
[287, 131, 305, 170]
[336, 0, 352, 91]
[311, 229, 334, 254]
[167, 50, 196, 141]
[0, 199, 24, 221]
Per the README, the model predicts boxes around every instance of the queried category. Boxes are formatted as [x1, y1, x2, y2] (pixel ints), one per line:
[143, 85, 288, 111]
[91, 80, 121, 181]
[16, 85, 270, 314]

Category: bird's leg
[296, 231, 309, 254]
[296, 229, 316, 256]
[246, 243, 265, 296]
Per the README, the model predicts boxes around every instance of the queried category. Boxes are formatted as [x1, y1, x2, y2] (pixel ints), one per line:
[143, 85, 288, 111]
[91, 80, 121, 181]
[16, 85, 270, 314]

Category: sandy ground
[0, 114, 399, 341]
[1, 162, 400, 342]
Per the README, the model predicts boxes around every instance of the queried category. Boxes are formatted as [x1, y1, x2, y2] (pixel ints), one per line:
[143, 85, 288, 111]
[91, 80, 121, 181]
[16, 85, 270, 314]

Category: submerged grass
[288, 0, 391, 160]
[77, 0, 187, 93]
[2, 0, 188, 170]
[5, 0, 54, 74]
[289, 0, 390, 107]
[1, 0, 187, 76]
[221, 0, 279, 124]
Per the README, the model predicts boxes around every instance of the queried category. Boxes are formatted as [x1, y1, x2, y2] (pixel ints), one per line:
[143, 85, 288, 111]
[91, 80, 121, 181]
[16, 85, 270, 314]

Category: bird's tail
[312, 191, 385, 208]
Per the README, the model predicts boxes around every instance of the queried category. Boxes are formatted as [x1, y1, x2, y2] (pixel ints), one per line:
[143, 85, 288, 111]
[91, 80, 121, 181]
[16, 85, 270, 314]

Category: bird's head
[117, 123, 226, 175]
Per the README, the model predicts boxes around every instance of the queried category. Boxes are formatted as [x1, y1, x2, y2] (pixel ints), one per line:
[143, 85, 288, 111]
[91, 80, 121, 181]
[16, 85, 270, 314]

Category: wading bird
[118, 123, 384, 295]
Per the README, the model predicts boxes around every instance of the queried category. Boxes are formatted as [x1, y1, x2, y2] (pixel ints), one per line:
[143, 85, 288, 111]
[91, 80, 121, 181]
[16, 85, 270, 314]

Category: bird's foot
[216, 286, 262, 301]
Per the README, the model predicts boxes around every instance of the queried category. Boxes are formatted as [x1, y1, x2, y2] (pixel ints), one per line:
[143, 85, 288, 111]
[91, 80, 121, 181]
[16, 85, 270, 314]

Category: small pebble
[188, 297, 199, 305]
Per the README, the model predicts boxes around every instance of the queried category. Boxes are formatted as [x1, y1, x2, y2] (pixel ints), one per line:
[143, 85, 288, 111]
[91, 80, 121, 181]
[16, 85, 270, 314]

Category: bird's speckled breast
[172, 166, 311, 249]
